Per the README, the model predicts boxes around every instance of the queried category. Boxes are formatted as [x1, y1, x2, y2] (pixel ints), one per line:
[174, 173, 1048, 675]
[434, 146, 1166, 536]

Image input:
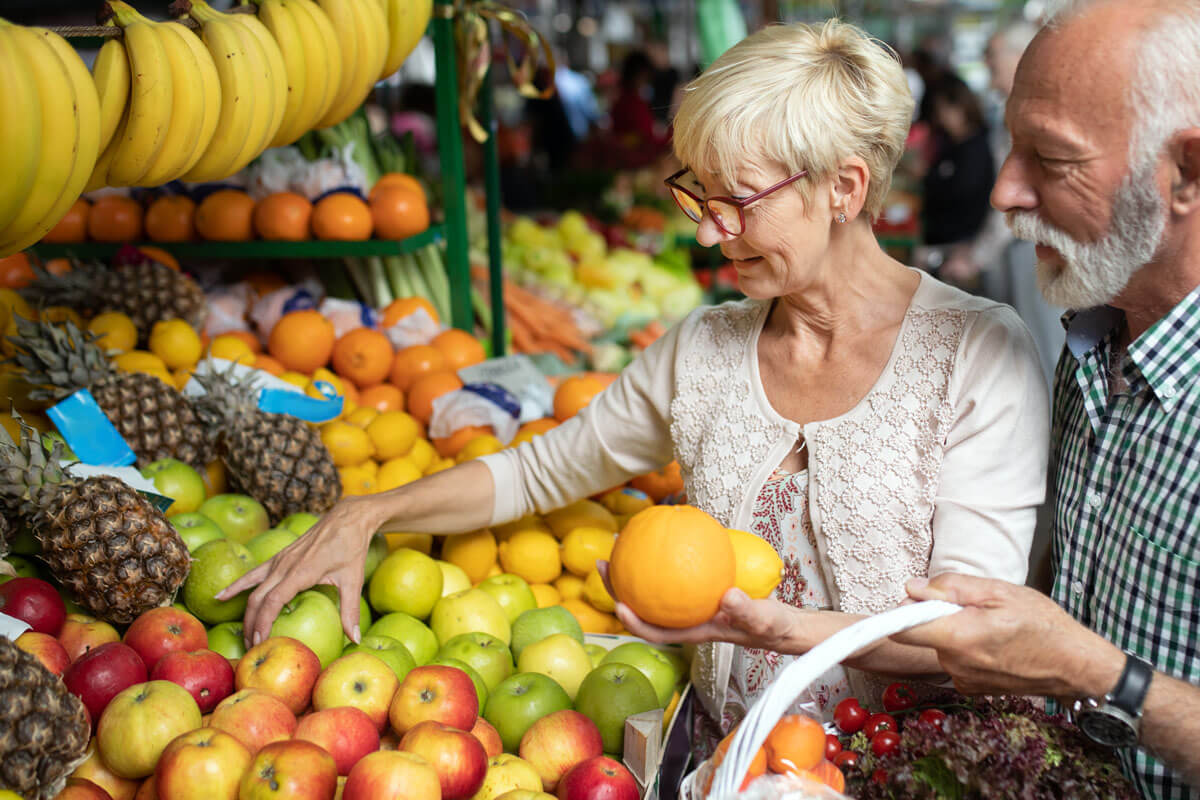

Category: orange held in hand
[764, 715, 825, 776]
[607, 505, 736, 628]
[268, 310, 336, 374]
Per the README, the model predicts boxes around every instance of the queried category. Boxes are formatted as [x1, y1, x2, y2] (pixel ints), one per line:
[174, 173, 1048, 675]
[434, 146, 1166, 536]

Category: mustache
[1005, 211, 1070, 249]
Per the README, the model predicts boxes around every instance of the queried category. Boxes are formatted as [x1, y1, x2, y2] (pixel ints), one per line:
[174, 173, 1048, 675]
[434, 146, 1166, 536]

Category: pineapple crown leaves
[190, 359, 265, 426]
[18, 258, 103, 308]
[0, 410, 69, 528]
[5, 316, 114, 401]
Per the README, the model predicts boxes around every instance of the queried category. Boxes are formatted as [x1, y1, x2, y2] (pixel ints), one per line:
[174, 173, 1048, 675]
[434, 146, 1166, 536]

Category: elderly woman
[223, 19, 1048, 754]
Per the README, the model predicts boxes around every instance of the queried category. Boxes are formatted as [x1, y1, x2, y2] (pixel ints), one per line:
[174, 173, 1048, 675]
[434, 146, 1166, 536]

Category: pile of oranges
[707, 714, 846, 795]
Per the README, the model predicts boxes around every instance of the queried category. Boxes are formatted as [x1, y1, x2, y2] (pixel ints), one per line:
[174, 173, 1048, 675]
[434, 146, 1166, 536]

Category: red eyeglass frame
[664, 167, 809, 235]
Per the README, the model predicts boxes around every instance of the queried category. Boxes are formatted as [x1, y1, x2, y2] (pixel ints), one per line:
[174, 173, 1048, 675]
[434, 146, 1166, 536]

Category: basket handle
[711, 600, 963, 797]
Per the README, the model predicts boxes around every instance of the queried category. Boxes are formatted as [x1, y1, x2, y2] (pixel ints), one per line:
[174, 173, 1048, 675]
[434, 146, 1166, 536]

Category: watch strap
[1110, 654, 1154, 717]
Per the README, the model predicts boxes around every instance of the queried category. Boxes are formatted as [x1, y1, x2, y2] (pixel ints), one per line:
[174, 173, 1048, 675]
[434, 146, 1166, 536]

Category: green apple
[314, 584, 373, 633]
[182, 539, 256, 623]
[269, 589, 343, 668]
[477, 574, 537, 624]
[142, 458, 207, 516]
[362, 532, 389, 583]
[429, 588, 511, 646]
[483, 672, 572, 753]
[42, 431, 76, 460]
[208, 621, 247, 660]
[600, 642, 679, 708]
[169, 512, 226, 552]
[3, 555, 43, 581]
[244, 527, 299, 564]
[367, 548, 443, 619]
[573, 663, 659, 754]
[198, 494, 269, 544]
[279, 512, 321, 535]
[510, 606, 583, 661]
[436, 632, 513, 691]
[428, 655, 488, 710]
[367, 612, 439, 665]
[584, 644, 607, 669]
[344, 634, 416, 682]
[436, 560, 472, 597]
[8, 524, 38, 555]
[516, 633, 593, 700]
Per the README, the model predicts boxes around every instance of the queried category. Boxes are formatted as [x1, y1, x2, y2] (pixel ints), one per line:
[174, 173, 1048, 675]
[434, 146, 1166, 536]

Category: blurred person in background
[608, 49, 672, 169]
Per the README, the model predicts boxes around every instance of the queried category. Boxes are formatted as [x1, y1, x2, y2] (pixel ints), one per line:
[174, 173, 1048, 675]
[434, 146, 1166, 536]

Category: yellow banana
[223, 12, 276, 173]
[317, 0, 386, 128]
[106, 2, 173, 187]
[168, 21, 222, 178]
[85, 113, 124, 193]
[380, 0, 431, 80]
[0, 22, 42, 236]
[291, 0, 342, 130]
[314, 0, 369, 128]
[255, 0, 311, 148]
[137, 22, 209, 187]
[91, 36, 130, 155]
[232, 10, 289, 156]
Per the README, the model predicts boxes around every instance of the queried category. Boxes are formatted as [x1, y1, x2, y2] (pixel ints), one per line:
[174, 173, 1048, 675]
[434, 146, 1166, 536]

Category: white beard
[1006, 169, 1166, 309]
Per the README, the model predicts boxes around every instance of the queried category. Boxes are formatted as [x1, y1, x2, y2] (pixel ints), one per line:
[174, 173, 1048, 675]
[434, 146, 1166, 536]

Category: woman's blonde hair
[672, 19, 914, 220]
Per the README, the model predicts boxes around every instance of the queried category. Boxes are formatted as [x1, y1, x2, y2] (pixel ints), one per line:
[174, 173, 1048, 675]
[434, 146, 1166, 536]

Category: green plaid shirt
[1051, 287, 1200, 800]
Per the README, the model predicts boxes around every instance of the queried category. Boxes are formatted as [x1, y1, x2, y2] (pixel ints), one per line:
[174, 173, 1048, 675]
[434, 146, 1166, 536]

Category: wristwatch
[1074, 653, 1154, 748]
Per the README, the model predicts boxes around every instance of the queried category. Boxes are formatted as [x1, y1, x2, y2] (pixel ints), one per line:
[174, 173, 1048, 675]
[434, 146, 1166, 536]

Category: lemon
[508, 429, 540, 448]
[492, 514, 552, 542]
[441, 528, 498, 584]
[383, 532, 433, 554]
[498, 529, 562, 584]
[485, 561, 503, 578]
[149, 318, 203, 369]
[406, 437, 436, 472]
[663, 689, 682, 728]
[113, 350, 168, 374]
[378, 456, 422, 491]
[279, 371, 310, 390]
[560, 526, 616, 577]
[425, 457, 455, 476]
[208, 334, 255, 363]
[360, 458, 379, 475]
[367, 411, 421, 460]
[553, 573, 585, 602]
[203, 460, 228, 496]
[456, 433, 503, 463]
[543, 499, 618, 539]
[560, 598, 618, 634]
[321, 421, 375, 466]
[583, 568, 616, 612]
[173, 368, 193, 391]
[345, 406, 379, 428]
[339, 464, 377, 495]
[41, 306, 83, 328]
[0, 289, 33, 328]
[530, 583, 561, 608]
[727, 528, 785, 599]
[308, 368, 345, 400]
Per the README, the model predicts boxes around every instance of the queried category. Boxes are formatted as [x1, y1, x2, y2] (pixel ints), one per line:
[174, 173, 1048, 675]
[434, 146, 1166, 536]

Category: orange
[430, 329, 485, 371]
[87, 195, 143, 242]
[137, 246, 180, 271]
[194, 189, 256, 241]
[253, 354, 285, 376]
[311, 193, 372, 241]
[518, 418, 558, 436]
[370, 173, 426, 202]
[607, 504, 735, 628]
[389, 344, 446, 392]
[794, 761, 845, 793]
[358, 383, 404, 413]
[370, 186, 430, 240]
[254, 192, 312, 241]
[208, 334, 255, 364]
[553, 374, 606, 422]
[380, 296, 439, 327]
[41, 198, 90, 243]
[406, 370, 463, 425]
[44, 258, 73, 276]
[630, 461, 684, 502]
[144, 195, 197, 242]
[431, 424, 494, 459]
[268, 310, 336, 373]
[0, 253, 34, 289]
[763, 715, 825, 776]
[219, 329, 262, 354]
[244, 271, 289, 298]
[331, 327, 394, 388]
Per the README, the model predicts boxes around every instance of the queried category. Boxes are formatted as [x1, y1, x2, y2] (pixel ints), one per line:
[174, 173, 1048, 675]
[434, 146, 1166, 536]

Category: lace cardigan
[481, 271, 1050, 717]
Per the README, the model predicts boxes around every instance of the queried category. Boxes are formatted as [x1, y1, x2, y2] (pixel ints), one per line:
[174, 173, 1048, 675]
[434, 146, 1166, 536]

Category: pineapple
[21, 252, 206, 343]
[192, 365, 340, 524]
[0, 637, 90, 799]
[6, 317, 212, 468]
[0, 416, 190, 623]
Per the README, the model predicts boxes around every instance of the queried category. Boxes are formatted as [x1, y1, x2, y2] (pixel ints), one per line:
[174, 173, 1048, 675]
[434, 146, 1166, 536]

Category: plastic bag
[428, 383, 522, 444]
[684, 762, 848, 800]
[204, 283, 253, 337]
[319, 297, 377, 338]
[291, 145, 368, 200]
[249, 278, 324, 337]
[382, 307, 443, 349]
[244, 147, 309, 200]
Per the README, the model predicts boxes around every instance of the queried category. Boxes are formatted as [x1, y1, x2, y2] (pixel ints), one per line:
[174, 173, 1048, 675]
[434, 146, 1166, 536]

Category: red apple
[154, 727, 251, 799]
[0, 576, 66, 635]
[123, 607, 208, 672]
[294, 706, 380, 776]
[556, 756, 639, 800]
[55, 778, 114, 800]
[150, 649, 235, 714]
[59, 614, 122, 663]
[377, 731, 401, 751]
[312, 651, 400, 732]
[97, 681, 203, 779]
[63, 642, 149, 725]
[471, 717, 504, 757]
[342, 751, 440, 800]
[69, 740, 141, 800]
[207, 688, 297, 754]
[133, 776, 158, 799]
[238, 739, 338, 800]
[16, 630, 71, 676]
[388, 665, 479, 735]
[400, 720, 488, 800]
[235, 636, 321, 715]
[520, 710, 604, 791]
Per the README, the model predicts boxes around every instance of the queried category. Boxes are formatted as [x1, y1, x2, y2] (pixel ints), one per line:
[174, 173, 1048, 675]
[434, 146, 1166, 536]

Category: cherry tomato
[863, 712, 897, 738]
[882, 682, 917, 713]
[872, 768, 888, 785]
[833, 697, 867, 734]
[824, 733, 842, 760]
[833, 751, 859, 769]
[918, 709, 948, 728]
[871, 730, 901, 757]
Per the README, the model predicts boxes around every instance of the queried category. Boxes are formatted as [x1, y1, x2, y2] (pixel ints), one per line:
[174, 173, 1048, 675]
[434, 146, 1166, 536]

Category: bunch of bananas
[0, 20, 100, 257]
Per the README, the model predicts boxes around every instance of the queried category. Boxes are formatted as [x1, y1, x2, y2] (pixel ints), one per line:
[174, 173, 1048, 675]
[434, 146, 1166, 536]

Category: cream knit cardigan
[481, 271, 1050, 717]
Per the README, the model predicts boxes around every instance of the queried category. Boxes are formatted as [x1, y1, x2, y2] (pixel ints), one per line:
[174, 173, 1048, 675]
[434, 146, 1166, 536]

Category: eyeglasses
[664, 168, 809, 236]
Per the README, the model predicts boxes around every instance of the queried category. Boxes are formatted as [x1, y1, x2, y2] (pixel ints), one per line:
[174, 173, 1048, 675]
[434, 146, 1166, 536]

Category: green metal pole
[480, 66, 506, 357]
[433, 0, 473, 332]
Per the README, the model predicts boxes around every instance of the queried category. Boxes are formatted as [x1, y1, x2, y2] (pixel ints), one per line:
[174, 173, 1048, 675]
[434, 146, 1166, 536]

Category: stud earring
[836, 213, 847, 224]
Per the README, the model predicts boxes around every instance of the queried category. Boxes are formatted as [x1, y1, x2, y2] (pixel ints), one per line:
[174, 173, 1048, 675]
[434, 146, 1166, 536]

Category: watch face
[1079, 710, 1139, 748]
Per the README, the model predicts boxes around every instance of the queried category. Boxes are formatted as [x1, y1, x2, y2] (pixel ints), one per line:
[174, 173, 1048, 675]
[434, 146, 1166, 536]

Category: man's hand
[892, 574, 1125, 699]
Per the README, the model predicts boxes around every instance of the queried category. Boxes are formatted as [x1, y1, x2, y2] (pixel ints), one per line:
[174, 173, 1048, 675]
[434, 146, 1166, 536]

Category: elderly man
[894, 0, 1200, 796]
